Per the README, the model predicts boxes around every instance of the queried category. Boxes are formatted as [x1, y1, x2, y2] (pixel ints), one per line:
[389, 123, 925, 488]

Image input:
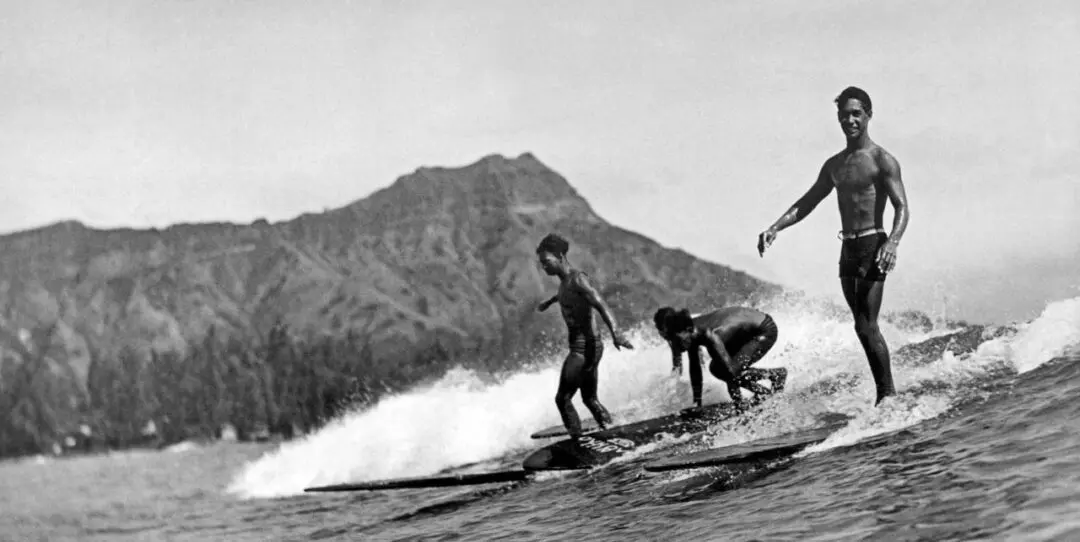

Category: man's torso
[558, 271, 598, 336]
[828, 146, 888, 233]
[693, 307, 766, 346]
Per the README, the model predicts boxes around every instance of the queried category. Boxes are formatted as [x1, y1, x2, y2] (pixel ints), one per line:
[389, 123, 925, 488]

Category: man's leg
[841, 277, 895, 405]
[728, 329, 780, 400]
[688, 347, 704, 407]
[579, 339, 613, 428]
[555, 352, 586, 437]
[706, 348, 743, 403]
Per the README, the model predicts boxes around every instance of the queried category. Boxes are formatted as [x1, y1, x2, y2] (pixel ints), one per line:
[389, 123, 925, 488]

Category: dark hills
[0, 153, 783, 449]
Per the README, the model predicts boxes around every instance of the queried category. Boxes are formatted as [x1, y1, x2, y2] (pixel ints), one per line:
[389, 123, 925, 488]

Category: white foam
[1005, 296, 1080, 374]
[227, 326, 687, 499]
[226, 294, 1080, 499]
[797, 392, 954, 457]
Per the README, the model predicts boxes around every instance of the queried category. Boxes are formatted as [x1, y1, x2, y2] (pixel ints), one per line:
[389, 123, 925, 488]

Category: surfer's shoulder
[568, 269, 595, 290]
[872, 145, 901, 173]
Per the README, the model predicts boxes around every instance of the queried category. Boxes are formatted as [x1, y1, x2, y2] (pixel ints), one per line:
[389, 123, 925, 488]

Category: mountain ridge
[0, 153, 781, 409]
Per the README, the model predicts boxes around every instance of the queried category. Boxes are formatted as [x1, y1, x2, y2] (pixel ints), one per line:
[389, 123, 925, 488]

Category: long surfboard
[530, 418, 604, 439]
[303, 373, 787, 492]
[530, 369, 788, 440]
[304, 402, 767, 492]
[642, 413, 852, 472]
[530, 404, 705, 439]
[304, 469, 529, 492]
[522, 400, 763, 471]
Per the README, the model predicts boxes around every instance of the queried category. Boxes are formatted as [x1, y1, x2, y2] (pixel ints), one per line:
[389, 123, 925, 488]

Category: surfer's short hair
[665, 309, 695, 334]
[536, 233, 570, 257]
[835, 86, 872, 115]
[654, 307, 676, 331]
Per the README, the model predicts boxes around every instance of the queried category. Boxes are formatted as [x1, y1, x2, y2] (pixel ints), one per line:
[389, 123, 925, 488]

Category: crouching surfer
[536, 233, 633, 438]
[653, 306, 787, 408]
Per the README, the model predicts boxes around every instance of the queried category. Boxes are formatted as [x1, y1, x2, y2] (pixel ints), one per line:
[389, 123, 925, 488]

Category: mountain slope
[0, 153, 782, 413]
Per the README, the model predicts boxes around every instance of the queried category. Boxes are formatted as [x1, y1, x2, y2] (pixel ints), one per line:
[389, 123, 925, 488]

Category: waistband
[568, 333, 602, 346]
[837, 227, 886, 241]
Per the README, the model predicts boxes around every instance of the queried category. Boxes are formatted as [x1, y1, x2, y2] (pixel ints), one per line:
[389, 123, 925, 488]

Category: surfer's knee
[555, 390, 575, 408]
[853, 318, 880, 339]
[709, 359, 736, 382]
[707, 360, 724, 380]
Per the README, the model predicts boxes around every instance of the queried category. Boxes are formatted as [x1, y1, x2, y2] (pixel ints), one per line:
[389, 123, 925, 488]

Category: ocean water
[2, 295, 1080, 541]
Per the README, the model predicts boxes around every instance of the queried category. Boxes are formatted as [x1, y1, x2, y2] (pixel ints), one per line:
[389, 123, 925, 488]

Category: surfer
[757, 86, 910, 406]
[654, 306, 786, 407]
[536, 233, 634, 438]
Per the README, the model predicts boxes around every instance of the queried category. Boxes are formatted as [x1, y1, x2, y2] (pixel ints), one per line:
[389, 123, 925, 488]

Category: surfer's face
[537, 251, 562, 275]
[837, 99, 870, 139]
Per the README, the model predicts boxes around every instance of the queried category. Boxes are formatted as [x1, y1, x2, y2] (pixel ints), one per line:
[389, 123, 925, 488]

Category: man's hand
[757, 228, 777, 257]
[612, 332, 634, 351]
[537, 296, 556, 312]
[876, 240, 899, 273]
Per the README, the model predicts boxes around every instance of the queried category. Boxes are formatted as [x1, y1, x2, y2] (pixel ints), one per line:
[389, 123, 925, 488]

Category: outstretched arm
[759, 160, 835, 256]
[876, 150, 910, 272]
[573, 274, 632, 349]
[773, 160, 835, 231]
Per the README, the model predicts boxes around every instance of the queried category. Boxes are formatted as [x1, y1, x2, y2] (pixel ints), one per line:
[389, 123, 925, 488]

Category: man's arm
[772, 160, 835, 231]
[879, 150, 910, 243]
[573, 274, 631, 348]
[687, 346, 703, 407]
[537, 295, 559, 312]
[875, 149, 910, 272]
[701, 331, 737, 382]
[759, 160, 835, 255]
[669, 341, 684, 375]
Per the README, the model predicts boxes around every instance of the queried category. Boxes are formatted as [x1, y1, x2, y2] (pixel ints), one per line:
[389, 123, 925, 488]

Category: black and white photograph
[1, 1, 1078, 540]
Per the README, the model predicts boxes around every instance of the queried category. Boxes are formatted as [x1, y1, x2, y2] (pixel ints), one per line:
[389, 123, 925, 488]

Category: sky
[2, 0, 1078, 324]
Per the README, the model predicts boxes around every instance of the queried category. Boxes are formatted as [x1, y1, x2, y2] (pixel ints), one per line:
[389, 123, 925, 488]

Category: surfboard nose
[522, 448, 556, 471]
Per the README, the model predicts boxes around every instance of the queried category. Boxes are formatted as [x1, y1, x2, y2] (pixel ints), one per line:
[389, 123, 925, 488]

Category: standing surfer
[653, 306, 787, 408]
[536, 233, 633, 438]
[757, 86, 911, 406]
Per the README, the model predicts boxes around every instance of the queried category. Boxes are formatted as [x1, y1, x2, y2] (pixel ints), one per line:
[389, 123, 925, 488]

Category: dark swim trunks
[731, 314, 779, 370]
[839, 232, 889, 282]
[569, 333, 604, 369]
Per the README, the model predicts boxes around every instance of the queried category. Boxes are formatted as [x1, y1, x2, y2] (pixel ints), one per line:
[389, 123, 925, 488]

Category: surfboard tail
[304, 469, 529, 492]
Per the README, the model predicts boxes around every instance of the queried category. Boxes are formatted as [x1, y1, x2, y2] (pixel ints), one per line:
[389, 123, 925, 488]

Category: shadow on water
[653, 460, 801, 502]
[381, 482, 528, 524]
[309, 481, 530, 540]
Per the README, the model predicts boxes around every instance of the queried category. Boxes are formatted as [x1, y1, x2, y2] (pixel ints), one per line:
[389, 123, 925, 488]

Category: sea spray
[227, 295, 940, 499]
[774, 296, 1078, 459]
[1005, 297, 1080, 374]
[227, 326, 681, 499]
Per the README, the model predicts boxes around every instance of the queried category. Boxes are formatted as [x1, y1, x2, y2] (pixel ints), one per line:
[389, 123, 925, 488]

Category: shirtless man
[654, 306, 786, 408]
[536, 233, 634, 438]
[757, 86, 911, 406]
